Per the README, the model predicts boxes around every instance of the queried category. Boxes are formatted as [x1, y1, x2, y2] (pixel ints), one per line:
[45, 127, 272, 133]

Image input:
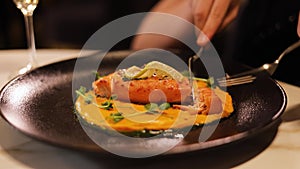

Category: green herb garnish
[109, 112, 124, 123]
[144, 103, 159, 111]
[92, 71, 101, 80]
[75, 86, 114, 109]
[101, 101, 113, 110]
[76, 86, 93, 104]
[144, 102, 171, 114]
[158, 102, 171, 110]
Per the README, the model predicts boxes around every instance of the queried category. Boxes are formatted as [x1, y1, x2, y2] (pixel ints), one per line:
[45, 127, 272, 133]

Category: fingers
[219, 3, 240, 30]
[192, 0, 214, 32]
[196, 0, 232, 46]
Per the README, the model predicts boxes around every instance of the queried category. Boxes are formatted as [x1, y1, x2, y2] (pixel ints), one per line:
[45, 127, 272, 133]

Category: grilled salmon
[93, 72, 192, 104]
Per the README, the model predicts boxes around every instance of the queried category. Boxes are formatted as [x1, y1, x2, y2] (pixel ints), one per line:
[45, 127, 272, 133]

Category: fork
[229, 39, 300, 79]
[190, 40, 300, 87]
[217, 39, 300, 87]
[217, 75, 257, 87]
[189, 48, 257, 87]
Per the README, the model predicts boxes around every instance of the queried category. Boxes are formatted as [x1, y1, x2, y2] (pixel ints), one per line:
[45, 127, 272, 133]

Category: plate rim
[0, 54, 288, 155]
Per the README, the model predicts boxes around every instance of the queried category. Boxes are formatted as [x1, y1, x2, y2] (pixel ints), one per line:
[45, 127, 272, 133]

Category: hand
[191, 0, 241, 46]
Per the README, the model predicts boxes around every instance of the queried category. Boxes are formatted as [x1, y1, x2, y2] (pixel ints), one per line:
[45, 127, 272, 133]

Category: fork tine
[218, 78, 255, 87]
[217, 75, 256, 87]
[223, 77, 256, 87]
[217, 75, 255, 83]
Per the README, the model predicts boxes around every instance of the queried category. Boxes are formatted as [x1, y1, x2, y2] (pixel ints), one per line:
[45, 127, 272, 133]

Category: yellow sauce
[75, 81, 234, 133]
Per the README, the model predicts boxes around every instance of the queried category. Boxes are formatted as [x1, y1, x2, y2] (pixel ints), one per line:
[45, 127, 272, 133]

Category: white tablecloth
[0, 49, 300, 169]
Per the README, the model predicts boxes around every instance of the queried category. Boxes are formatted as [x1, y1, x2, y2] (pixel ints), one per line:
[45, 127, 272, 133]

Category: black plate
[0, 50, 287, 165]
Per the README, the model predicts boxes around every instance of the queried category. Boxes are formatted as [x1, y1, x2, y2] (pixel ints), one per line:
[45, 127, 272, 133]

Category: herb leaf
[158, 102, 171, 110]
[144, 102, 170, 114]
[92, 71, 101, 80]
[84, 94, 93, 104]
[144, 103, 159, 112]
[77, 86, 87, 96]
[75, 86, 93, 104]
[76, 86, 114, 109]
[101, 101, 113, 110]
[109, 112, 124, 123]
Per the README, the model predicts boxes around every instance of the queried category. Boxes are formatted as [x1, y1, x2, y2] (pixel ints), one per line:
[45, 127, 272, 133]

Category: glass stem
[24, 14, 37, 69]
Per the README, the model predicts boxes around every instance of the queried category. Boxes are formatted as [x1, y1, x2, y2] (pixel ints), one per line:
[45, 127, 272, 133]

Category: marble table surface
[0, 49, 300, 169]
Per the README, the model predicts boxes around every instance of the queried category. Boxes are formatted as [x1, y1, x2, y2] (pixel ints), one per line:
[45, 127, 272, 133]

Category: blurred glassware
[12, 0, 39, 75]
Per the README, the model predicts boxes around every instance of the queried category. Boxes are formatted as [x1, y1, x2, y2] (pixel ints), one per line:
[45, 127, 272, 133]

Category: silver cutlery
[229, 39, 300, 79]
[218, 39, 300, 87]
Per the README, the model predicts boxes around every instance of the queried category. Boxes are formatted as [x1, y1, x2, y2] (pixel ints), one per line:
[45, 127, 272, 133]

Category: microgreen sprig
[144, 102, 171, 114]
[75, 86, 113, 110]
[101, 101, 113, 110]
[159, 102, 171, 110]
[92, 71, 102, 80]
[109, 112, 124, 123]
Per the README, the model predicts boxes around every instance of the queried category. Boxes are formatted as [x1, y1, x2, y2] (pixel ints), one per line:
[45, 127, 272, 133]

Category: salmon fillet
[93, 72, 192, 104]
[92, 72, 228, 115]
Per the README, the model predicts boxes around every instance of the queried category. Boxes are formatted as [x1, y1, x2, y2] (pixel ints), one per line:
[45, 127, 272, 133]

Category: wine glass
[12, 0, 39, 76]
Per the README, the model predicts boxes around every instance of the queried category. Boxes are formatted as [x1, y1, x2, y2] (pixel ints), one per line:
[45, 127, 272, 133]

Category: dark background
[230, 0, 300, 86]
[0, 0, 159, 49]
[1, 0, 299, 86]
